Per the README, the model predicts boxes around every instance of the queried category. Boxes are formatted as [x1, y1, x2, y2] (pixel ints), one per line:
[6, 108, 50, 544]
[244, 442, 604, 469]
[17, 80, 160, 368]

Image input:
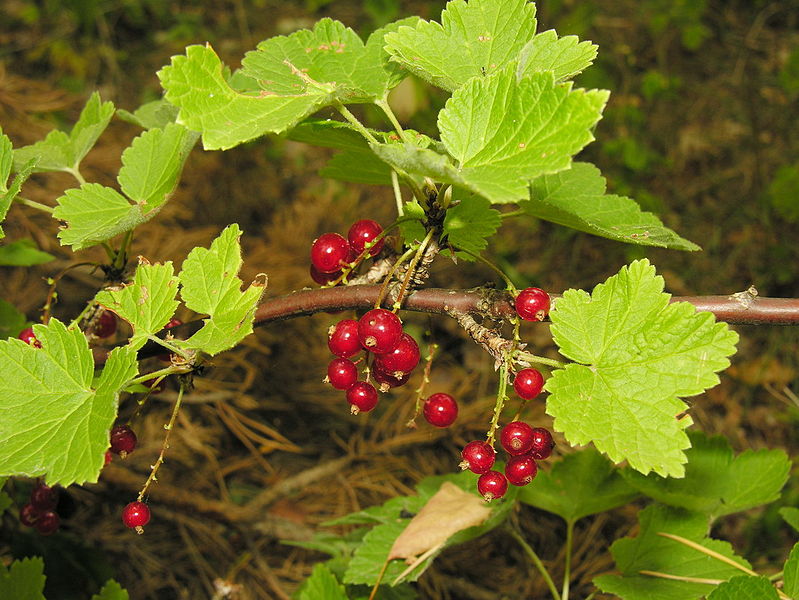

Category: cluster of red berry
[18, 483, 61, 535]
[310, 219, 385, 284]
[104, 424, 152, 532]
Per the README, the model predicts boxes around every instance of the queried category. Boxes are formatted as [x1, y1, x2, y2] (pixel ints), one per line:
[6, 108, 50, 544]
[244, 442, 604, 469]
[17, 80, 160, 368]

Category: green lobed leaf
[0, 321, 138, 486]
[517, 29, 598, 82]
[297, 564, 348, 600]
[95, 261, 180, 350]
[521, 162, 700, 250]
[518, 447, 639, 523]
[384, 0, 537, 92]
[594, 504, 752, 600]
[622, 431, 790, 520]
[158, 44, 335, 150]
[0, 299, 27, 340]
[1, 126, 36, 238]
[0, 239, 55, 266]
[91, 580, 130, 600]
[442, 192, 501, 259]
[398, 200, 427, 244]
[546, 259, 739, 477]
[0, 127, 11, 191]
[706, 576, 779, 600]
[783, 542, 799, 598]
[780, 507, 799, 533]
[13, 92, 114, 173]
[177, 224, 265, 355]
[0, 557, 45, 600]
[116, 99, 179, 130]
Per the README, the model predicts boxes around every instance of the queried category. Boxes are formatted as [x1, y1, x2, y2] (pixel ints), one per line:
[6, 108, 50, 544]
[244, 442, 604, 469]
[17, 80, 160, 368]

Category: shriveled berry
[459, 441, 496, 474]
[92, 310, 117, 338]
[529, 427, 555, 460]
[310, 264, 341, 285]
[515, 287, 551, 322]
[18, 326, 41, 347]
[505, 455, 538, 486]
[122, 501, 150, 531]
[423, 393, 459, 428]
[19, 503, 40, 527]
[327, 358, 358, 390]
[357, 309, 402, 354]
[500, 421, 535, 456]
[347, 219, 384, 257]
[328, 319, 361, 358]
[110, 425, 137, 456]
[311, 232, 351, 274]
[35, 511, 60, 535]
[30, 484, 58, 511]
[374, 333, 420, 377]
[346, 381, 379, 414]
[513, 368, 544, 400]
[477, 470, 508, 501]
[372, 364, 410, 390]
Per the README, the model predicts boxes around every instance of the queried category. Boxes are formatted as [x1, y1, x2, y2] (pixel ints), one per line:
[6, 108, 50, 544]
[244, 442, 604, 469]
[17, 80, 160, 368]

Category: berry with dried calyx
[328, 319, 361, 358]
[357, 308, 402, 354]
[423, 393, 459, 428]
[327, 358, 358, 390]
[500, 421, 535, 456]
[505, 455, 538, 486]
[311, 232, 351, 274]
[459, 441, 495, 474]
[347, 219, 384, 257]
[477, 470, 508, 501]
[513, 368, 544, 400]
[92, 310, 117, 338]
[529, 427, 555, 460]
[35, 511, 60, 535]
[372, 364, 410, 390]
[19, 503, 39, 527]
[374, 333, 420, 377]
[515, 287, 551, 322]
[157, 317, 183, 362]
[122, 501, 150, 532]
[18, 326, 41, 348]
[110, 425, 137, 457]
[346, 381, 379, 414]
[30, 484, 58, 511]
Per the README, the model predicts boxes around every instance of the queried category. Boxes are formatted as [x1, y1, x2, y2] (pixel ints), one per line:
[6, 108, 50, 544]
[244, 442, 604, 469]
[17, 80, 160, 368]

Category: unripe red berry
[515, 287, 550, 321]
[346, 381, 379, 414]
[477, 470, 508, 501]
[505, 455, 538, 486]
[347, 219, 384, 257]
[122, 501, 151, 532]
[460, 441, 496, 474]
[423, 393, 459, 428]
[311, 232, 351, 273]
[513, 368, 544, 400]
[357, 309, 402, 354]
[500, 421, 535, 456]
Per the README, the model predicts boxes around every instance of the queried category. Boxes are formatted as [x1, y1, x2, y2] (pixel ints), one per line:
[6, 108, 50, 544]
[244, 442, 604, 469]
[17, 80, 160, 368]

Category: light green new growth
[547, 259, 738, 477]
[442, 193, 501, 258]
[517, 29, 598, 82]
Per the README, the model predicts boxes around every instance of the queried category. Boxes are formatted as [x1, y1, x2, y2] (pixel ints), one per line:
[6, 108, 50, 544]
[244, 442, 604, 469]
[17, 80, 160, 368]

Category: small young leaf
[517, 30, 598, 82]
[95, 261, 180, 350]
[547, 259, 739, 477]
[158, 44, 334, 150]
[91, 580, 130, 600]
[442, 192, 501, 258]
[384, 0, 537, 92]
[178, 224, 265, 355]
[783, 542, 799, 598]
[0, 299, 27, 340]
[0, 239, 54, 266]
[518, 447, 639, 523]
[116, 99, 179, 130]
[622, 431, 790, 520]
[521, 162, 700, 250]
[706, 575, 779, 600]
[594, 504, 752, 600]
[13, 92, 114, 173]
[297, 564, 348, 600]
[0, 556, 46, 600]
[0, 321, 137, 486]
[398, 200, 426, 243]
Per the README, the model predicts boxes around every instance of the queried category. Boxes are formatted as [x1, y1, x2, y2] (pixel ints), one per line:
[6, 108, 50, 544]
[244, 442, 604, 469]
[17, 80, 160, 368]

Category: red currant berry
[372, 364, 410, 390]
[477, 470, 508, 501]
[374, 333, 420, 377]
[311, 232, 351, 273]
[459, 441, 496, 474]
[165, 317, 182, 330]
[18, 326, 41, 348]
[122, 501, 151, 531]
[110, 425, 137, 456]
[19, 503, 40, 527]
[104, 450, 113, 466]
[327, 358, 358, 390]
[35, 511, 60, 535]
[505, 455, 538, 486]
[347, 219, 384, 257]
[328, 319, 361, 358]
[346, 381, 379, 414]
[423, 393, 459, 428]
[310, 264, 341, 285]
[515, 287, 551, 322]
[92, 310, 117, 338]
[513, 368, 544, 400]
[529, 427, 555, 460]
[500, 421, 535, 456]
[30, 484, 58, 511]
[357, 309, 402, 354]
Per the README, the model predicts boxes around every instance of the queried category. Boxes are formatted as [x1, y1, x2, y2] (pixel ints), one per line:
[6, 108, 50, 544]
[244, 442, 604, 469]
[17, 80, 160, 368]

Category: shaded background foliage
[1, 0, 798, 598]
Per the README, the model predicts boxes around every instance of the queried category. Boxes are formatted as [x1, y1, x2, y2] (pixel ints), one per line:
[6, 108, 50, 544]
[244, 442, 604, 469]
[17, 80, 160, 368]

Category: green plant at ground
[1, 0, 798, 598]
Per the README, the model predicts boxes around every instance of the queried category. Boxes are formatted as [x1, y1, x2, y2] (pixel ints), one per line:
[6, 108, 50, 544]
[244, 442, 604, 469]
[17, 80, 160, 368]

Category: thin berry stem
[66, 167, 86, 185]
[408, 341, 438, 427]
[562, 519, 575, 600]
[506, 526, 562, 600]
[375, 245, 416, 308]
[335, 102, 379, 144]
[393, 229, 435, 310]
[138, 382, 186, 501]
[376, 99, 405, 139]
[391, 170, 404, 216]
[486, 357, 511, 447]
[17, 196, 54, 213]
[513, 350, 566, 369]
